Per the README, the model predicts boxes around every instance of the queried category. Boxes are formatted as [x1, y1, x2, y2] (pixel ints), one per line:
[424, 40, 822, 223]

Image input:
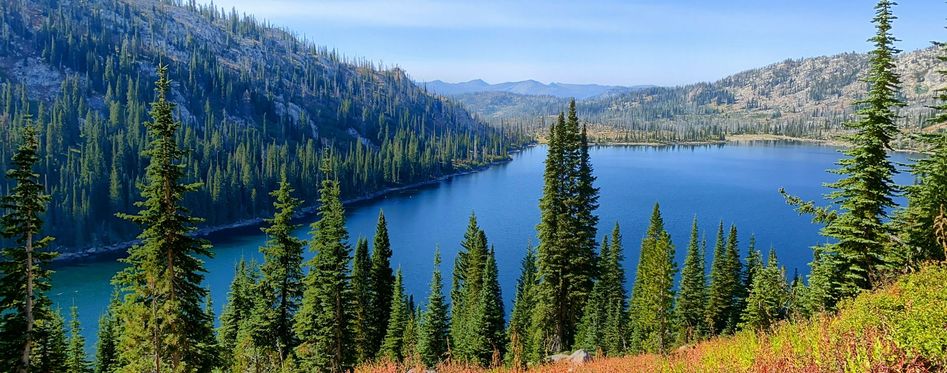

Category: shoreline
[53, 144, 534, 265]
[591, 133, 924, 154]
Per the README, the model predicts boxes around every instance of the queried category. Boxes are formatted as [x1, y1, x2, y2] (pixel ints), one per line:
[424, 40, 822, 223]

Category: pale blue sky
[201, 0, 947, 86]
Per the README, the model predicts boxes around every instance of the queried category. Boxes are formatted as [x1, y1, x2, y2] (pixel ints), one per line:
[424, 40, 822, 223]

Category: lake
[49, 142, 914, 353]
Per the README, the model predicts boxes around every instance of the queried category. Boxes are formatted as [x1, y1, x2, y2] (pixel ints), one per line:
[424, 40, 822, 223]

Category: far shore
[52, 144, 534, 265]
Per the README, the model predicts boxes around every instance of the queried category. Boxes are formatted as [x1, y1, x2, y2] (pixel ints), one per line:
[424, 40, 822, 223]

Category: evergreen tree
[804, 249, 837, 315]
[32, 308, 67, 373]
[65, 306, 92, 373]
[379, 269, 408, 363]
[351, 238, 374, 364]
[704, 223, 742, 336]
[94, 296, 119, 373]
[602, 224, 627, 356]
[896, 34, 947, 264]
[740, 250, 789, 331]
[743, 236, 763, 296]
[368, 210, 394, 358]
[723, 225, 744, 334]
[783, 0, 903, 302]
[735, 236, 762, 327]
[531, 100, 598, 358]
[627, 204, 677, 353]
[469, 247, 505, 366]
[577, 224, 626, 356]
[218, 259, 258, 367]
[112, 64, 217, 372]
[674, 216, 707, 344]
[417, 249, 449, 368]
[401, 306, 420, 367]
[575, 239, 608, 354]
[449, 213, 489, 363]
[294, 154, 354, 372]
[0, 121, 56, 373]
[505, 244, 537, 368]
[258, 177, 306, 360]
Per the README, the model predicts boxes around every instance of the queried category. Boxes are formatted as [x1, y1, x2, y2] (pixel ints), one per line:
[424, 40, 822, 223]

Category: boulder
[568, 349, 591, 364]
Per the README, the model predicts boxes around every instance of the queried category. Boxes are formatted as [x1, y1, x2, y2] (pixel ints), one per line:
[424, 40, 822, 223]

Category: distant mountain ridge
[446, 47, 946, 148]
[422, 79, 653, 99]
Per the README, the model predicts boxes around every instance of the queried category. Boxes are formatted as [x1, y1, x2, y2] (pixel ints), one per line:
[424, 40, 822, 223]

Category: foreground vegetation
[355, 263, 947, 372]
[0, 0, 945, 372]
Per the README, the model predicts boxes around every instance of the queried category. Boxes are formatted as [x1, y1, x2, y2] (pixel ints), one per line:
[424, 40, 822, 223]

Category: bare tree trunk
[19, 231, 34, 373]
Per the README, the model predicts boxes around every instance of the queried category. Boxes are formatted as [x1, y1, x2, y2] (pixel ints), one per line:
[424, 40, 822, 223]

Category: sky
[199, 0, 947, 86]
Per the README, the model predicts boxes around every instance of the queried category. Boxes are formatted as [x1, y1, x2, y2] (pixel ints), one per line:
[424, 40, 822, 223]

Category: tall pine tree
[294, 153, 354, 372]
[112, 64, 217, 372]
[368, 210, 394, 358]
[258, 177, 306, 360]
[417, 249, 449, 368]
[469, 247, 505, 366]
[379, 269, 408, 363]
[351, 238, 374, 364]
[449, 213, 489, 363]
[783, 0, 902, 302]
[0, 121, 56, 373]
[627, 204, 677, 353]
[506, 244, 537, 368]
[674, 216, 707, 344]
[65, 306, 92, 373]
[531, 99, 598, 358]
[896, 30, 947, 264]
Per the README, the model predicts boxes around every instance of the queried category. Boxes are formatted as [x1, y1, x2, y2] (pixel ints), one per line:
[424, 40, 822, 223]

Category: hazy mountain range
[422, 79, 653, 99]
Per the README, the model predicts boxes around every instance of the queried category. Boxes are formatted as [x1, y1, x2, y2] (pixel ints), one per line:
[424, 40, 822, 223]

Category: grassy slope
[357, 264, 947, 372]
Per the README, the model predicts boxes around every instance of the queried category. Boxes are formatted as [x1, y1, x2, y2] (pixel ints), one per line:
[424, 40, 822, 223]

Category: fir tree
[783, 0, 903, 301]
[379, 269, 408, 363]
[506, 244, 537, 368]
[401, 306, 420, 367]
[674, 216, 707, 344]
[351, 238, 374, 364]
[112, 64, 217, 372]
[294, 154, 354, 372]
[0, 121, 56, 373]
[575, 239, 608, 354]
[740, 250, 789, 331]
[258, 177, 306, 360]
[602, 224, 627, 356]
[705, 223, 742, 336]
[368, 210, 394, 358]
[577, 225, 626, 356]
[627, 204, 677, 353]
[735, 235, 762, 327]
[218, 259, 258, 367]
[896, 33, 947, 264]
[449, 213, 489, 363]
[417, 249, 449, 368]
[469, 247, 505, 366]
[531, 101, 598, 358]
[32, 308, 67, 373]
[94, 297, 118, 373]
[66, 306, 92, 373]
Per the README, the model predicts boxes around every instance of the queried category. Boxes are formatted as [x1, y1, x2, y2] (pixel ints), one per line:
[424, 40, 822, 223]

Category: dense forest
[0, 0, 528, 254]
[0, 0, 946, 372]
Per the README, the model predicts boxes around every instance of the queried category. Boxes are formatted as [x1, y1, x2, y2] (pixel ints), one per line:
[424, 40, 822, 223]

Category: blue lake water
[49, 143, 915, 353]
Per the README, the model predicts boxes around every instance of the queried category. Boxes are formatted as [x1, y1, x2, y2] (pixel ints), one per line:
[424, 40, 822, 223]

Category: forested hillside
[580, 47, 944, 145]
[452, 47, 945, 146]
[0, 0, 524, 254]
